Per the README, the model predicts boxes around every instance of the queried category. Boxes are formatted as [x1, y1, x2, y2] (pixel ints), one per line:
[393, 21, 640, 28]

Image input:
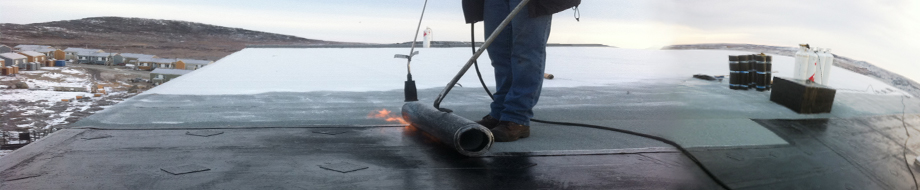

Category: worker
[462, 0, 580, 142]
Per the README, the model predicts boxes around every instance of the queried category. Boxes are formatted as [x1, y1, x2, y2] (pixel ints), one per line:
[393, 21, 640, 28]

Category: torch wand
[394, 0, 428, 102]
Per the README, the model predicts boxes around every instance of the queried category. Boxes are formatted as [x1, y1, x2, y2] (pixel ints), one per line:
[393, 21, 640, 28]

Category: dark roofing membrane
[2, 43, 919, 189]
[2, 77, 919, 189]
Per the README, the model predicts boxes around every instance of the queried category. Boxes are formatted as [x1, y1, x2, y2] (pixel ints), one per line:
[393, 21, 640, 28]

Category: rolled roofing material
[402, 101, 493, 156]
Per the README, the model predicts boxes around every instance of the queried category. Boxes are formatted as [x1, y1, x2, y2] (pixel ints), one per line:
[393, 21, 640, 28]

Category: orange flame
[368, 109, 409, 125]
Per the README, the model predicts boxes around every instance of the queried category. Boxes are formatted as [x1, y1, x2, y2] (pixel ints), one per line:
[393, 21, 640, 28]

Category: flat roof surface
[76, 52, 114, 57]
[0, 53, 27, 59]
[16, 51, 44, 57]
[14, 45, 52, 51]
[119, 53, 157, 59]
[178, 59, 213, 65]
[146, 47, 909, 95]
[138, 57, 175, 63]
[35, 48, 58, 52]
[150, 68, 194, 75]
[63, 47, 103, 53]
[2, 47, 919, 189]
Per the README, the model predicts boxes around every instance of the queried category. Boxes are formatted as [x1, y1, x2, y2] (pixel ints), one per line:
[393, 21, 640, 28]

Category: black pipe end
[405, 80, 418, 102]
[458, 128, 491, 152]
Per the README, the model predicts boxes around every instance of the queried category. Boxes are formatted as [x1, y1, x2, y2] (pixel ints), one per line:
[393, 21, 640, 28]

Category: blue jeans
[484, 0, 552, 126]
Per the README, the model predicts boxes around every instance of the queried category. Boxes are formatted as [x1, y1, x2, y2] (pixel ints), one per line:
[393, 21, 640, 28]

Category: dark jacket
[462, 0, 580, 24]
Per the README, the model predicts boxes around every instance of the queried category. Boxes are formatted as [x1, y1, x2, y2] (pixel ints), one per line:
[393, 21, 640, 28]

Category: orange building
[175, 60, 186, 70]
[18, 51, 47, 63]
[53, 49, 66, 60]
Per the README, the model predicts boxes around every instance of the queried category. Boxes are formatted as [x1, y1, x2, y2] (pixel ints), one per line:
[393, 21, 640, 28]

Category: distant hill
[0, 17, 335, 60]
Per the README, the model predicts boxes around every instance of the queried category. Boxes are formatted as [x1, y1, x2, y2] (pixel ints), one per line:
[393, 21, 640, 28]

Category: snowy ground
[147, 47, 909, 97]
[1, 65, 138, 149]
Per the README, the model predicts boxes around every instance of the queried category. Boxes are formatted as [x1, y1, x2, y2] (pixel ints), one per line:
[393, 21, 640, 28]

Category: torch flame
[368, 109, 409, 125]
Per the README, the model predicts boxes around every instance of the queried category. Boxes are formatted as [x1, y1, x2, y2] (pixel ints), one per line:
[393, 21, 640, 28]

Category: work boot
[476, 115, 501, 129]
[491, 121, 530, 142]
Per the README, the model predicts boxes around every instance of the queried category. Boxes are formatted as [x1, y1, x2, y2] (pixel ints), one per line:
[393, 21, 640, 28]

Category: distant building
[0, 52, 28, 67]
[52, 49, 67, 60]
[17, 51, 47, 63]
[63, 48, 104, 60]
[0, 45, 11, 53]
[137, 58, 175, 71]
[15, 45, 64, 60]
[77, 52, 118, 65]
[110, 54, 123, 66]
[175, 59, 214, 70]
[33, 47, 61, 59]
[119, 53, 157, 66]
[150, 68, 193, 84]
[15, 45, 55, 52]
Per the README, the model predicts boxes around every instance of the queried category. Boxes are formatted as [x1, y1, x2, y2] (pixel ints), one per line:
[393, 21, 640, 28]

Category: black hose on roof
[463, 23, 732, 190]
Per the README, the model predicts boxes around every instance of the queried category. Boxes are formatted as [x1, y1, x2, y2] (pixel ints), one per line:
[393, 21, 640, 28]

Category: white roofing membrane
[145, 47, 909, 96]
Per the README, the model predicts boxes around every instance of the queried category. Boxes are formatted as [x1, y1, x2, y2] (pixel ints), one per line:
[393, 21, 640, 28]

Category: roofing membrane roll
[747, 54, 757, 89]
[765, 55, 773, 90]
[402, 102, 493, 156]
[738, 55, 751, 90]
[729, 55, 739, 89]
[754, 54, 767, 91]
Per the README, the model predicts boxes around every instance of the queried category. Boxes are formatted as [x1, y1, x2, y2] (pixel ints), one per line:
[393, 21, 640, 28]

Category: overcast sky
[3, 0, 919, 83]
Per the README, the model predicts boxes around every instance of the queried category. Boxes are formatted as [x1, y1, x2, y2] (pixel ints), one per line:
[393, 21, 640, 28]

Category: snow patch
[20, 110, 37, 115]
[4, 90, 89, 102]
[42, 26, 67, 31]
[41, 72, 65, 79]
[45, 114, 71, 127]
[61, 68, 83, 74]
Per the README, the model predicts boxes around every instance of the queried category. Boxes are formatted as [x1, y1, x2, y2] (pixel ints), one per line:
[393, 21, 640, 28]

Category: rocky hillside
[0, 17, 335, 60]
[664, 43, 920, 97]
